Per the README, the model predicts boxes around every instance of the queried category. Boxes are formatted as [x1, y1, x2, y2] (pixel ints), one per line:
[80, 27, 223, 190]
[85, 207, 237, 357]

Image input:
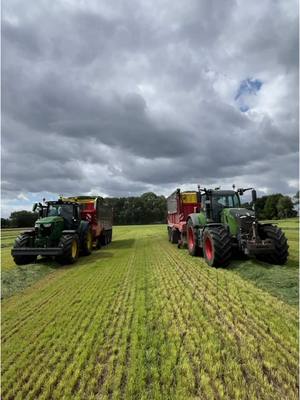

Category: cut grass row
[1, 224, 298, 399]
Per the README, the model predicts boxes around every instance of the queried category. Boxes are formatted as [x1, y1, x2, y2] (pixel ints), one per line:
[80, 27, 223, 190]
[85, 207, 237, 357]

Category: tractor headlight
[43, 223, 52, 228]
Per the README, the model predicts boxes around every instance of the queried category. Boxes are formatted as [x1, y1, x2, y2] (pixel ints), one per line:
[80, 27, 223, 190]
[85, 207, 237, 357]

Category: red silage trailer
[167, 189, 201, 246]
[66, 196, 113, 249]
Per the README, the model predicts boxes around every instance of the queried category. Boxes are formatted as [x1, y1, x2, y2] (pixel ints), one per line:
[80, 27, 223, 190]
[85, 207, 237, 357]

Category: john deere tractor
[186, 187, 288, 267]
[11, 199, 93, 265]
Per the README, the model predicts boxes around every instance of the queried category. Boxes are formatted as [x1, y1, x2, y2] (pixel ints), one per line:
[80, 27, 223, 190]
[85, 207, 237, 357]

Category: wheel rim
[188, 227, 194, 250]
[71, 240, 78, 258]
[205, 237, 213, 261]
[87, 231, 92, 250]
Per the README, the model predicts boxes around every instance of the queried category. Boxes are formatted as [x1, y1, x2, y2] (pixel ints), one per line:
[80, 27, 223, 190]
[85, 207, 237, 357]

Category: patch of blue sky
[235, 78, 263, 112]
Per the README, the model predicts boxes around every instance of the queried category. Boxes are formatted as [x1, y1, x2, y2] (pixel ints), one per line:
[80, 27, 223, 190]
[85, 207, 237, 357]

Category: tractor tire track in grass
[1, 225, 298, 399]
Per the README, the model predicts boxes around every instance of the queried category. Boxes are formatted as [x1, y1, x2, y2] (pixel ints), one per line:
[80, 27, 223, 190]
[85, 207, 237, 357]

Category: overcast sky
[2, 0, 299, 216]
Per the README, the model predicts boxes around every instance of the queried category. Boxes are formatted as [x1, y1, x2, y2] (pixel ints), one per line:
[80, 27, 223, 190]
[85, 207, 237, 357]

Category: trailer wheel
[101, 232, 107, 246]
[167, 227, 172, 242]
[95, 237, 101, 250]
[171, 229, 179, 244]
[57, 234, 79, 264]
[257, 225, 288, 265]
[82, 226, 93, 256]
[107, 229, 112, 243]
[187, 219, 201, 256]
[12, 233, 37, 265]
[203, 226, 232, 267]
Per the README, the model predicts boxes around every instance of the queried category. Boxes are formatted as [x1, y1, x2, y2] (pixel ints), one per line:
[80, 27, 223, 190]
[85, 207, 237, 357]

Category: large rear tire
[57, 234, 79, 264]
[257, 225, 288, 265]
[82, 226, 93, 256]
[12, 233, 37, 265]
[203, 226, 232, 267]
[187, 219, 201, 256]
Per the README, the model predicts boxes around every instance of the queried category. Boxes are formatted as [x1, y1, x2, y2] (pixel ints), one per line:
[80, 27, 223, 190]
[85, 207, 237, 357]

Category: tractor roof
[210, 190, 236, 196]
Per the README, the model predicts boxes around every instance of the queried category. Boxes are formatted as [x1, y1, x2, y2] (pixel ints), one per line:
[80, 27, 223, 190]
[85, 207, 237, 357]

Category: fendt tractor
[64, 196, 113, 248]
[12, 199, 98, 265]
[167, 186, 288, 267]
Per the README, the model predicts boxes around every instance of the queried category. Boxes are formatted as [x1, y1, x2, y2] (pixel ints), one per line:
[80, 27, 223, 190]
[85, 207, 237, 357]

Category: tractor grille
[239, 216, 254, 235]
[39, 225, 52, 236]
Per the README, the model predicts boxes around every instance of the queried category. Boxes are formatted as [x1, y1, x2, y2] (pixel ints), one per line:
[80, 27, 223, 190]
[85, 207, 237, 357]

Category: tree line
[241, 192, 298, 220]
[1, 191, 298, 228]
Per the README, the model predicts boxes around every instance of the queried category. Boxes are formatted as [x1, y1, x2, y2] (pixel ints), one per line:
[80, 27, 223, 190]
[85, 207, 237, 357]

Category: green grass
[1, 222, 299, 399]
[227, 218, 299, 306]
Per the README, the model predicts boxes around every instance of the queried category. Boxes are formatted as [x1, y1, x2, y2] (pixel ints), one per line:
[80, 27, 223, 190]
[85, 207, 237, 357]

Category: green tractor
[11, 199, 93, 265]
[185, 187, 288, 267]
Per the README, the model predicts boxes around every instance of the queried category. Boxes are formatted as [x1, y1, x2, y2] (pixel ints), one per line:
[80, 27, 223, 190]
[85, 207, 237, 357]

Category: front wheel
[203, 226, 232, 267]
[257, 225, 288, 265]
[57, 234, 79, 264]
[12, 233, 37, 265]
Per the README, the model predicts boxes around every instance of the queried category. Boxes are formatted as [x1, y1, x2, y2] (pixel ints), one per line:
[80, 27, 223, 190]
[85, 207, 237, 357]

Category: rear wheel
[257, 225, 288, 265]
[187, 219, 201, 256]
[12, 233, 37, 265]
[57, 234, 79, 264]
[82, 226, 93, 256]
[203, 226, 232, 267]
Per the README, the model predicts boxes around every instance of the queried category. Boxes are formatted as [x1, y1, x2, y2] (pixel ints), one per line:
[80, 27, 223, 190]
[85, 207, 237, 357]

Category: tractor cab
[209, 190, 241, 222]
[199, 188, 256, 224]
[33, 200, 81, 244]
[46, 201, 80, 230]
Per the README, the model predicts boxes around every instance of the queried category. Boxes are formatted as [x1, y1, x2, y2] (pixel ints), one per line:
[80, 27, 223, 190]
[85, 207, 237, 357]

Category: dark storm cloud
[1, 0, 298, 214]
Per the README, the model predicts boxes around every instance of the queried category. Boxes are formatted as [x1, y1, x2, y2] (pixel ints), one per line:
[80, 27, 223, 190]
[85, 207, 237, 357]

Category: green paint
[197, 212, 207, 226]
[35, 216, 64, 225]
[35, 216, 65, 247]
[221, 208, 239, 236]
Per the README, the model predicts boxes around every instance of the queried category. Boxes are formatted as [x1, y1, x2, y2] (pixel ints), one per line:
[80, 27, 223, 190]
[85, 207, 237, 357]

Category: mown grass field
[1, 220, 299, 399]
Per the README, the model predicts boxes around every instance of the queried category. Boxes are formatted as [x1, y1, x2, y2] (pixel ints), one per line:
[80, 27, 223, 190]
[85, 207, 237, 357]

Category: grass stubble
[1, 222, 299, 399]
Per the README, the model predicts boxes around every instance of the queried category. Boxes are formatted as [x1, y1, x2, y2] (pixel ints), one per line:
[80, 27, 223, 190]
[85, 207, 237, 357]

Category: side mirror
[252, 190, 257, 203]
[32, 203, 37, 212]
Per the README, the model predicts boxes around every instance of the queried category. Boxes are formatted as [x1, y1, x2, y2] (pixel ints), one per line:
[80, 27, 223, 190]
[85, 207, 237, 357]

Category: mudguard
[187, 213, 201, 228]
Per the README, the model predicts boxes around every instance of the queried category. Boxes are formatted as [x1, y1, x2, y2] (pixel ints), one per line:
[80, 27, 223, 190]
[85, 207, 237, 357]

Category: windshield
[48, 204, 73, 219]
[212, 193, 240, 208]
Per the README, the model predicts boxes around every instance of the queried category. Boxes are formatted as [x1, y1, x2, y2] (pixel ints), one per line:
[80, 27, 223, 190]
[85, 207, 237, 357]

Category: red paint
[167, 191, 201, 238]
[205, 237, 213, 260]
[188, 227, 194, 250]
[66, 197, 113, 245]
